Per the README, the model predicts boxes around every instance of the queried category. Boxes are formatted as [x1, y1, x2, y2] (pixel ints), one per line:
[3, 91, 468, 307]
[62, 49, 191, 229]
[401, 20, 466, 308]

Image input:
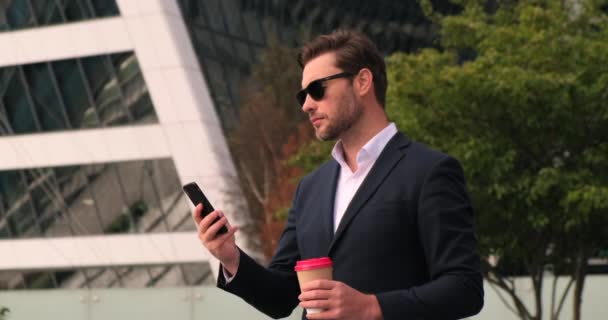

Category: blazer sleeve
[217, 182, 303, 319]
[376, 156, 484, 319]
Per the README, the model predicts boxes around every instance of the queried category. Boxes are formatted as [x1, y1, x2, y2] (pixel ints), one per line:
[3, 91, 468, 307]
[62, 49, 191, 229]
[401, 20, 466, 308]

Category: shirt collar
[331, 123, 398, 169]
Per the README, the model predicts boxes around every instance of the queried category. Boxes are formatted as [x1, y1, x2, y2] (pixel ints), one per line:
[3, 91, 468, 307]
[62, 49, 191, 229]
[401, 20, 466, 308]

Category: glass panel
[22, 63, 69, 131]
[81, 56, 128, 126]
[225, 66, 241, 107]
[0, 271, 25, 289]
[114, 161, 162, 233]
[31, 0, 62, 25]
[201, 0, 225, 31]
[111, 159, 186, 233]
[28, 171, 56, 215]
[0, 221, 11, 238]
[8, 196, 39, 237]
[222, 0, 245, 37]
[213, 34, 235, 62]
[23, 271, 57, 289]
[242, 11, 265, 44]
[181, 263, 213, 285]
[234, 40, 253, 66]
[0, 171, 25, 213]
[87, 166, 129, 233]
[1, 52, 156, 136]
[2, 69, 38, 134]
[90, 0, 120, 17]
[177, 0, 204, 25]
[0, 2, 8, 31]
[192, 28, 216, 58]
[62, 0, 90, 21]
[52, 59, 100, 128]
[0, 0, 119, 32]
[5, 0, 34, 30]
[113, 55, 156, 123]
[62, 179, 105, 237]
[0, 159, 181, 240]
[202, 58, 235, 125]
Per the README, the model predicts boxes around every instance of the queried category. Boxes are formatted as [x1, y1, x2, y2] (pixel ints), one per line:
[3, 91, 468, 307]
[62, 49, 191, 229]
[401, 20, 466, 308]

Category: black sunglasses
[296, 72, 354, 106]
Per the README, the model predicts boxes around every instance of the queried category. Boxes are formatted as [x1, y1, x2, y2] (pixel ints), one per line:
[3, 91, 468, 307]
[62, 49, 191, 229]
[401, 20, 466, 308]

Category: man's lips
[310, 117, 323, 126]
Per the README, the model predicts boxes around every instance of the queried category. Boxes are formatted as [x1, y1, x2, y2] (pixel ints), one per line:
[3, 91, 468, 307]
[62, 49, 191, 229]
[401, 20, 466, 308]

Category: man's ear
[355, 68, 374, 97]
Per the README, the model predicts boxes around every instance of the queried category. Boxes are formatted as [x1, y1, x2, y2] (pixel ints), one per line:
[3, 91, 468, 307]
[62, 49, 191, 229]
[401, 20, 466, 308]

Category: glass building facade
[0, 159, 189, 240]
[176, 0, 460, 129]
[0, 52, 157, 136]
[0, 158, 208, 290]
[0, 0, 119, 32]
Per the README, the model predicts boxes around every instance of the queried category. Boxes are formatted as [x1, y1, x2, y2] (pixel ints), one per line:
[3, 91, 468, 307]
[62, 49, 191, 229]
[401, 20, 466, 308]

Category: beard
[316, 90, 362, 141]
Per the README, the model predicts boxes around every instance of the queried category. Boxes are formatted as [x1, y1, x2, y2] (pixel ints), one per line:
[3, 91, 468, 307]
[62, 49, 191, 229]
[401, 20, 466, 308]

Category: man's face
[300, 52, 362, 141]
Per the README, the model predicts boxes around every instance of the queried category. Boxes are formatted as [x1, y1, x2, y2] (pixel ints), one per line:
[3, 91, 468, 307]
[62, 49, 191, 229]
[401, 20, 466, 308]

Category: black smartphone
[182, 182, 228, 235]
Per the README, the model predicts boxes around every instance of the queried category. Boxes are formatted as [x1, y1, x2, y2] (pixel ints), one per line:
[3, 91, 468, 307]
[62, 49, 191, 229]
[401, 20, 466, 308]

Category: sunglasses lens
[296, 90, 306, 106]
[308, 81, 325, 100]
[296, 80, 329, 106]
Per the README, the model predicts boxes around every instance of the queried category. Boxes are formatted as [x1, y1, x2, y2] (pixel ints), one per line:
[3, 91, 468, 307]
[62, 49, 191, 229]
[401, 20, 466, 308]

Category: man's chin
[316, 130, 337, 142]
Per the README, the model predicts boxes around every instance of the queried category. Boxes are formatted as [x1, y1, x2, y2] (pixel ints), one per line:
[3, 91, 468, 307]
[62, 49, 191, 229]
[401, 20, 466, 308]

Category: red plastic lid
[294, 257, 333, 271]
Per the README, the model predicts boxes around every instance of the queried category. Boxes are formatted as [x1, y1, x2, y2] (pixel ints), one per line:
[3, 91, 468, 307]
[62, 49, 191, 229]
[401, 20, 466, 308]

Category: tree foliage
[229, 40, 314, 259]
[385, 1, 608, 319]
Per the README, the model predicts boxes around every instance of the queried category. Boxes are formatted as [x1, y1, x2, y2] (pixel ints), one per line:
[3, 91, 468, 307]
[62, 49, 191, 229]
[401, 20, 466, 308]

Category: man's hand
[299, 280, 382, 320]
[192, 204, 240, 275]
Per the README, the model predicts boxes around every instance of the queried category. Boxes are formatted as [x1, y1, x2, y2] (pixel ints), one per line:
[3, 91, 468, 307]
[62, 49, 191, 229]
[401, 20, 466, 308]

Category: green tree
[386, 1, 608, 320]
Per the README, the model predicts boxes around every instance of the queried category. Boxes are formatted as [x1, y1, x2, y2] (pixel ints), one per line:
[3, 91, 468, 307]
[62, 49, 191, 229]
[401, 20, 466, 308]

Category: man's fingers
[198, 210, 220, 234]
[213, 225, 238, 245]
[201, 212, 238, 244]
[192, 204, 203, 224]
[299, 289, 332, 301]
[300, 299, 331, 310]
[201, 216, 226, 242]
[300, 279, 336, 292]
[203, 224, 238, 253]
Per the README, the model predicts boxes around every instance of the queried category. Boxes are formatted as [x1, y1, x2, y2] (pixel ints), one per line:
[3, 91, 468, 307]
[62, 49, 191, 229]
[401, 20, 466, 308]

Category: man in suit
[193, 30, 484, 319]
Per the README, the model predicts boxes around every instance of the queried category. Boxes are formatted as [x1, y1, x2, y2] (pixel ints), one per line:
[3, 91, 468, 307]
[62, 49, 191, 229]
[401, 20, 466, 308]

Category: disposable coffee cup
[295, 257, 333, 314]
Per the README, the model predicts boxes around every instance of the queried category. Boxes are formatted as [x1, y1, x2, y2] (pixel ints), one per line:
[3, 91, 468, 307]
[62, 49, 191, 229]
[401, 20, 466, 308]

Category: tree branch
[555, 276, 574, 319]
[238, 161, 266, 205]
[486, 271, 534, 320]
[487, 278, 521, 316]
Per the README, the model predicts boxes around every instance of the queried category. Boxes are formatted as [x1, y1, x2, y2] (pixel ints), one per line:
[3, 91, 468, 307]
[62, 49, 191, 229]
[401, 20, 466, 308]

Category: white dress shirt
[223, 123, 398, 282]
[331, 123, 398, 232]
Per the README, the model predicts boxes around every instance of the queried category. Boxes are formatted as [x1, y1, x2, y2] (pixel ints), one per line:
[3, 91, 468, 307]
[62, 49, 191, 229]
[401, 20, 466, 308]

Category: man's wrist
[367, 294, 383, 320]
[221, 248, 240, 276]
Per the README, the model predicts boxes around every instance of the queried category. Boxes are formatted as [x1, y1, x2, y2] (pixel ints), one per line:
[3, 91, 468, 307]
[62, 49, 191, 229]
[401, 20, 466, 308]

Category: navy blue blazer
[218, 132, 484, 319]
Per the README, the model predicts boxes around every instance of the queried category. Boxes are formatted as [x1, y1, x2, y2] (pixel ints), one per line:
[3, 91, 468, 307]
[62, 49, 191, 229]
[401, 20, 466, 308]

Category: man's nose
[301, 95, 316, 114]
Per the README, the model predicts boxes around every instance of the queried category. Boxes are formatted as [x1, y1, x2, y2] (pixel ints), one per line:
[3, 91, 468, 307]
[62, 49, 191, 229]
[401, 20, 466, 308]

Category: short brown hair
[298, 30, 387, 107]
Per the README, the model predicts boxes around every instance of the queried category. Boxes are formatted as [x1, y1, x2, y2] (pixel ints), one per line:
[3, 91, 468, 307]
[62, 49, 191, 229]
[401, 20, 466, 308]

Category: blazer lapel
[327, 132, 411, 255]
[318, 160, 341, 248]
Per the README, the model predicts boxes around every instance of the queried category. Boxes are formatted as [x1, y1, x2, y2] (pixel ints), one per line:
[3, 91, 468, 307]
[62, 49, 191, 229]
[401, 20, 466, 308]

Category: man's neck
[340, 116, 390, 172]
